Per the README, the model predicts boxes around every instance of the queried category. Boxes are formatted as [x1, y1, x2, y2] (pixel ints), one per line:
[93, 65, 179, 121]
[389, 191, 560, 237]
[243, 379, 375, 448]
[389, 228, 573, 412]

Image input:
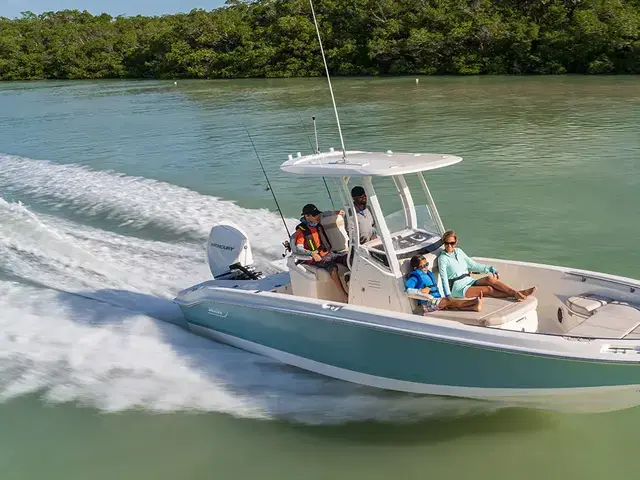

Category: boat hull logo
[211, 243, 234, 251]
[208, 308, 228, 318]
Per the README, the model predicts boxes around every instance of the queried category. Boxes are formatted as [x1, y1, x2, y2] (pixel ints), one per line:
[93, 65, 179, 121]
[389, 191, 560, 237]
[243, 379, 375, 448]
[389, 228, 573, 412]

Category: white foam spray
[0, 154, 502, 424]
[0, 153, 297, 250]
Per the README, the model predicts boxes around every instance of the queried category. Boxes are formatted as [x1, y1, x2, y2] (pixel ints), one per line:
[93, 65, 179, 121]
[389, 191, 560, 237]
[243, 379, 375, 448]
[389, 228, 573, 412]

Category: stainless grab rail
[566, 271, 639, 293]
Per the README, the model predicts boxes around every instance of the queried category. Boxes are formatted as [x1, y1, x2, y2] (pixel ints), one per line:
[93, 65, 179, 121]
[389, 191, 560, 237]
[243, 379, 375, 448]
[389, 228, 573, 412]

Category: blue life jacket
[407, 269, 441, 299]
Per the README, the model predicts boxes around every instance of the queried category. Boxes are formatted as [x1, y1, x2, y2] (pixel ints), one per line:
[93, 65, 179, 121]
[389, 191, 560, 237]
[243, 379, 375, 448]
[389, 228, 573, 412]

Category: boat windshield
[384, 205, 439, 237]
[364, 175, 443, 264]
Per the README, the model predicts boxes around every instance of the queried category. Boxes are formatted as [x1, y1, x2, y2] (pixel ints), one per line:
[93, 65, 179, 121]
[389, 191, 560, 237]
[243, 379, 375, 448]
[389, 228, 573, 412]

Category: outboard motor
[207, 222, 264, 280]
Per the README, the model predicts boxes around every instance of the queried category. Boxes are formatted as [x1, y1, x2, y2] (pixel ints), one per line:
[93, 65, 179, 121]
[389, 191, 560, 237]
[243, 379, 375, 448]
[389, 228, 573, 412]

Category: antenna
[298, 114, 336, 210]
[312, 115, 320, 153]
[309, 0, 347, 162]
[243, 124, 291, 238]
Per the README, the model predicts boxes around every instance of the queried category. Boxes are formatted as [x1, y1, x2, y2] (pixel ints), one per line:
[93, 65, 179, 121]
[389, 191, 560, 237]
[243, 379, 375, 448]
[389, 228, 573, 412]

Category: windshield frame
[338, 173, 446, 277]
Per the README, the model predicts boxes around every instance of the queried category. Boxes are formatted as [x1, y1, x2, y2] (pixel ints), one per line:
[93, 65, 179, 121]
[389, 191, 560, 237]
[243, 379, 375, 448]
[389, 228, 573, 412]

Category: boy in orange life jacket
[293, 203, 349, 303]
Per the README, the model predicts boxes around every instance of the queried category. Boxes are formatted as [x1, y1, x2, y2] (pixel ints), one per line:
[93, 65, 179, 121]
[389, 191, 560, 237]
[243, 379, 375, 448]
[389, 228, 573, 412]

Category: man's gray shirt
[355, 208, 375, 244]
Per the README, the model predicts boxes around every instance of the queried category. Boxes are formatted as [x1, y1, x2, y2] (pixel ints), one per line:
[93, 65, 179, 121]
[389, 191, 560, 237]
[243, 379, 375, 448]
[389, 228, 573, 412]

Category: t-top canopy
[279, 150, 462, 177]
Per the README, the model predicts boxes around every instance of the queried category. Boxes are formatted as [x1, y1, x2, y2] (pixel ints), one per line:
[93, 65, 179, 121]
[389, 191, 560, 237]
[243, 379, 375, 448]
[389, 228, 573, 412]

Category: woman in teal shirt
[438, 230, 536, 301]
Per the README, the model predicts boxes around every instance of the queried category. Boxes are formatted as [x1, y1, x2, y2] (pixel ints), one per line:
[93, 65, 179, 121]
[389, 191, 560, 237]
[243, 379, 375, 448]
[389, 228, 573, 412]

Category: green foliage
[1, 0, 639, 80]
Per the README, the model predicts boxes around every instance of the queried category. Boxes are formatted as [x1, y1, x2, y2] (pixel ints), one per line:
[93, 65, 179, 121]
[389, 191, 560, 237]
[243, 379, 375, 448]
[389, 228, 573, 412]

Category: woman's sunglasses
[443, 240, 457, 246]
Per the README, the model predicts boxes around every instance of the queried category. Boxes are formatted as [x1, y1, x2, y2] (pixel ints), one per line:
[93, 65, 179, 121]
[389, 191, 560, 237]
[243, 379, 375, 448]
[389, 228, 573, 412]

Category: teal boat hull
[175, 285, 640, 414]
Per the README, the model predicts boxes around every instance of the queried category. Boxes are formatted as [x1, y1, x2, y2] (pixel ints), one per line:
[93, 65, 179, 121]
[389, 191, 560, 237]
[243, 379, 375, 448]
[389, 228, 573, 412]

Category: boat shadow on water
[280, 408, 555, 446]
[52, 288, 556, 437]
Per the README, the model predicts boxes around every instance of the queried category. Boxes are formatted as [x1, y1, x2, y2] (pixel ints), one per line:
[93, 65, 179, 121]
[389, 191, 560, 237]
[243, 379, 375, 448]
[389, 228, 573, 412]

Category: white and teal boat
[175, 148, 640, 414]
[175, 0, 640, 414]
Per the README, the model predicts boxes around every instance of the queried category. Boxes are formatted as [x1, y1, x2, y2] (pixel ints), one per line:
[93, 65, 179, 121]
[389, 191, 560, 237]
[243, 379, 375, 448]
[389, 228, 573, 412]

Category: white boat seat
[318, 211, 349, 253]
[566, 294, 612, 317]
[298, 261, 349, 289]
[431, 295, 538, 328]
[287, 211, 349, 257]
[401, 254, 537, 331]
[567, 302, 640, 339]
[286, 254, 349, 302]
[400, 252, 440, 277]
[401, 252, 443, 313]
[285, 210, 350, 302]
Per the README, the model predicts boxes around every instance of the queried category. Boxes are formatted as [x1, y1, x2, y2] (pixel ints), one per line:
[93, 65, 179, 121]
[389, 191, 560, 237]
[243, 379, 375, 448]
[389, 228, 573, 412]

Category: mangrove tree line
[1, 0, 639, 80]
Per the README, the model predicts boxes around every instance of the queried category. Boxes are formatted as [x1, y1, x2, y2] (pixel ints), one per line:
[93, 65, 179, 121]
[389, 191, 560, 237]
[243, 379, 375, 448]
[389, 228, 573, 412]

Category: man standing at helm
[350, 186, 377, 244]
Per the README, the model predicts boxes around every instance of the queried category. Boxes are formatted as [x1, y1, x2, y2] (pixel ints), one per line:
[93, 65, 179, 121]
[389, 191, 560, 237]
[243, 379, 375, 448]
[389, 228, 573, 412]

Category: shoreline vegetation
[1, 0, 639, 81]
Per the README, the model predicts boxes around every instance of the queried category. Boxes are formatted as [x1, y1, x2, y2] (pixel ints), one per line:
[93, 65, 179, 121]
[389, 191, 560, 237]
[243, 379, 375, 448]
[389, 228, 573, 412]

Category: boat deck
[566, 301, 640, 339]
[181, 272, 291, 296]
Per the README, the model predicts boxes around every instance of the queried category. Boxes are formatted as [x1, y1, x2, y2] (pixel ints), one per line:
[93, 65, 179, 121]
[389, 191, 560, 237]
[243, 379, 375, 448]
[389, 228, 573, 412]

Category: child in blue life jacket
[405, 254, 482, 314]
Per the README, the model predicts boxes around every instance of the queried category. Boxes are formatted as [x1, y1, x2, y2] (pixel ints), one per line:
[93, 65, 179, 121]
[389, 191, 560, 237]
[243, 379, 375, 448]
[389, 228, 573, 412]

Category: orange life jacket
[294, 222, 332, 254]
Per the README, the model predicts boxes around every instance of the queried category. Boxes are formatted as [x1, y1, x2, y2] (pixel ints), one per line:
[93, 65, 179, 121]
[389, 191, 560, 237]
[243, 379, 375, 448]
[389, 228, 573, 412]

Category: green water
[0, 76, 639, 479]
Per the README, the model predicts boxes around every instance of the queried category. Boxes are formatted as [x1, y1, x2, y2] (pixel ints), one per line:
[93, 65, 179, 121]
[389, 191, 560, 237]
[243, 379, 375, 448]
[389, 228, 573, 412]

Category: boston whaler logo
[208, 308, 228, 318]
[211, 242, 235, 251]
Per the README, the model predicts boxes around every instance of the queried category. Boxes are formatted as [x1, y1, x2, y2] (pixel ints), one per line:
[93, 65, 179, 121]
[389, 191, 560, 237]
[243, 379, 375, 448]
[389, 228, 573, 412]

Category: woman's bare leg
[439, 293, 483, 312]
[474, 276, 525, 301]
[519, 286, 537, 297]
[464, 285, 510, 299]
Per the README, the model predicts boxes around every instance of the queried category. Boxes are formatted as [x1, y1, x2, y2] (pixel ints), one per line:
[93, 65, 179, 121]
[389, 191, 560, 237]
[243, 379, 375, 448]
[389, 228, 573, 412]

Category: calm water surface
[1, 76, 639, 479]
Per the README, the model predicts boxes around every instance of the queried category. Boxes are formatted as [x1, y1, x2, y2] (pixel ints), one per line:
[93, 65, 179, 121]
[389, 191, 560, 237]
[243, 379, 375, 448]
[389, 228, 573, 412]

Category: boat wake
[0, 153, 297, 252]
[0, 153, 503, 424]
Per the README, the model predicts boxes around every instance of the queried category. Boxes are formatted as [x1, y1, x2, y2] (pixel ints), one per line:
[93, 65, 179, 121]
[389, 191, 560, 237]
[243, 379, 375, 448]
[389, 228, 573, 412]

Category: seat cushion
[400, 253, 439, 277]
[300, 263, 349, 290]
[299, 263, 325, 279]
[567, 294, 611, 317]
[431, 296, 538, 327]
[402, 253, 444, 314]
[319, 211, 349, 253]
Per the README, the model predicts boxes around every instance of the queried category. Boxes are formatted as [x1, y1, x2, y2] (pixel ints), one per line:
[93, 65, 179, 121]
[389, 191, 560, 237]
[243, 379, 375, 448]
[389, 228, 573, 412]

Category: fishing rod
[308, 0, 347, 162]
[243, 124, 291, 239]
[297, 114, 336, 211]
